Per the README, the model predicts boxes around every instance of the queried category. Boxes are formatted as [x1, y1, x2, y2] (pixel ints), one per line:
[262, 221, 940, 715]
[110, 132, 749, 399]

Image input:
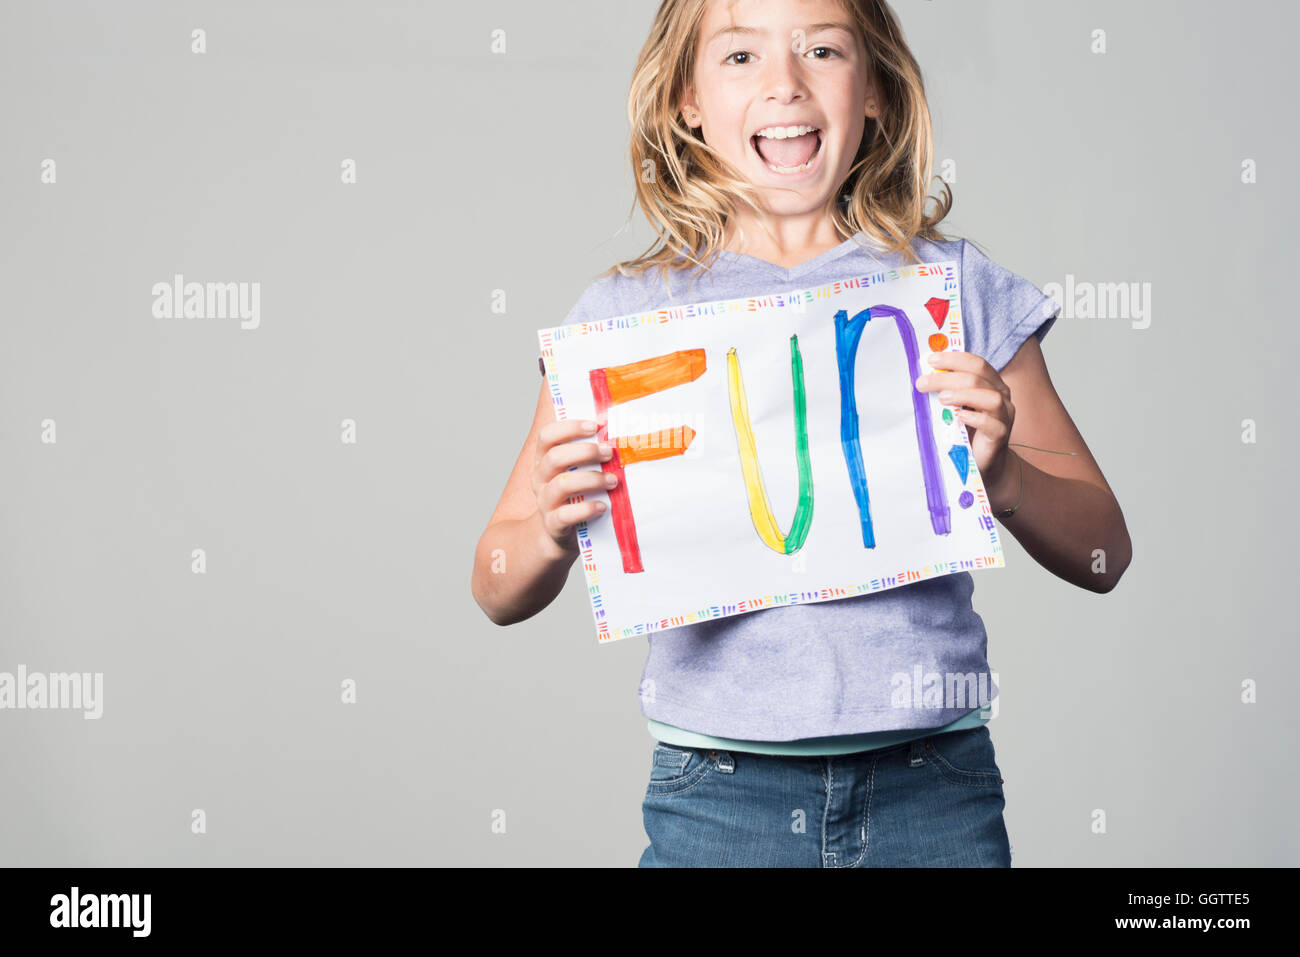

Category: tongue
[755, 131, 818, 168]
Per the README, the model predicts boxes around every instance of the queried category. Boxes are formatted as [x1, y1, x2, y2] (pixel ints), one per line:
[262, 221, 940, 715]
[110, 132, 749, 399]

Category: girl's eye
[724, 50, 752, 65]
[807, 46, 841, 60]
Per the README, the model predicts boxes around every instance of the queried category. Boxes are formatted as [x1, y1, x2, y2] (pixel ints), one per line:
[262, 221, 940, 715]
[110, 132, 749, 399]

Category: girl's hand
[531, 418, 618, 554]
[915, 351, 1017, 496]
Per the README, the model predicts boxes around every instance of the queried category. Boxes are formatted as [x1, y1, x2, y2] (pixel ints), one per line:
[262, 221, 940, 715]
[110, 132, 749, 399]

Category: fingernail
[598, 444, 612, 457]
[915, 375, 928, 389]
[605, 473, 618, 487]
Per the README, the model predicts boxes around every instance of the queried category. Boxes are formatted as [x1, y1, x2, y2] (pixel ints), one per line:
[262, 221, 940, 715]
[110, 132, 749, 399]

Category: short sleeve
[959, 239, 1060, 373]
[537, 271, 625, 376]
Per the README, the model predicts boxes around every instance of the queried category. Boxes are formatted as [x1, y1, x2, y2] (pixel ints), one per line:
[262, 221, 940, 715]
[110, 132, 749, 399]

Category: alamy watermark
[50, 887, 150, 937]
[152, 273, 260, 330]
[0, 666, 103, 719]
[892, 665, 998, 717]
[1042, 275, 1152, 330]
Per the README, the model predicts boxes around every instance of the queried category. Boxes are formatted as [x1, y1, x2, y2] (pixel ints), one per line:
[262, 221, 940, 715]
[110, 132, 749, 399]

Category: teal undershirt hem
[646, 707, 991, 756]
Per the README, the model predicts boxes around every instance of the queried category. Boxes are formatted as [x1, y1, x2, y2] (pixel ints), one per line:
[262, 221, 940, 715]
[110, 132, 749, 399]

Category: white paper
[537, 261, 1004, 642]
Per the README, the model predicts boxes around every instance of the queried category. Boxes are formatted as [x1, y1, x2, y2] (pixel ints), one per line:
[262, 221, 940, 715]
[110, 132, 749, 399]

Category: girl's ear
[681, 83, 703, 128]
[864, 80, 881, 118]
[863, 67, 881, 118]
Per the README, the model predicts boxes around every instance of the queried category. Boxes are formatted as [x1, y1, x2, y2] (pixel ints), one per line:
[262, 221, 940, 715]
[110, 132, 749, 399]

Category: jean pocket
[646, 742, 713, 794]
[922, 726, 1004, 790]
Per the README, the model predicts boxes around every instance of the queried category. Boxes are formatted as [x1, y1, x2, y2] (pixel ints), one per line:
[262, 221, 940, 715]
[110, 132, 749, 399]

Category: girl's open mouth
[750, 125, 823, 175]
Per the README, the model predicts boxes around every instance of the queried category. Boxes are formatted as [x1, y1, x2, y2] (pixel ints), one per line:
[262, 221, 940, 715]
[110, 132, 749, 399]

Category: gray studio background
[1, 0, 1295, 867]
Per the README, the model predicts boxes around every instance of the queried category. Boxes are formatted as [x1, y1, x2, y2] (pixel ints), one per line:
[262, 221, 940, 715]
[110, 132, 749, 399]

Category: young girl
[472, 0, 1131, 867]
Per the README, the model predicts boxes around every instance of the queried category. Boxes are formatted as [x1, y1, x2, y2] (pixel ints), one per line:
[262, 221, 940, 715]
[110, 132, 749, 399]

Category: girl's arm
[472, 381, 615, 625]
[921, 335, 1132, 593]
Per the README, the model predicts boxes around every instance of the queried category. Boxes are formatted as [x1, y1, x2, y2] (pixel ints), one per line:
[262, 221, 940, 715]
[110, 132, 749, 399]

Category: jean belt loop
[708, 750, 736, 774]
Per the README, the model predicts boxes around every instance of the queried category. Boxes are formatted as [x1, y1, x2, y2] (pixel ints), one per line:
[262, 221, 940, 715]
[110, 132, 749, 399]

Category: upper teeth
[755, 125, 818, 139]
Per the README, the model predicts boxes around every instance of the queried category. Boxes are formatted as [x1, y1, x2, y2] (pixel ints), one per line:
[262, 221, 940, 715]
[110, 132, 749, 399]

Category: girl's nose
[760, 53, 809, 103]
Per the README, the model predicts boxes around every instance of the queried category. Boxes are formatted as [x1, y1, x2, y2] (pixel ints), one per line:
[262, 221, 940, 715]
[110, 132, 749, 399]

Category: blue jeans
[638, 725, 1011, 867]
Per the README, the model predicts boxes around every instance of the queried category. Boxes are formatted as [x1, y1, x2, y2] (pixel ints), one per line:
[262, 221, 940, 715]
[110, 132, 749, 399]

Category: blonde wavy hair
[602, 0, 952, 291]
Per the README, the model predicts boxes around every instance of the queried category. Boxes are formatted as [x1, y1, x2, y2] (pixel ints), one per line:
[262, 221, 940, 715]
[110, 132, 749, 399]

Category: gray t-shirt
[551, 231, 1059, 740]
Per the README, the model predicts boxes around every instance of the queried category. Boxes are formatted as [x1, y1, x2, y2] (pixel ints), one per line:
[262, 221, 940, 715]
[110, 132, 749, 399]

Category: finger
[935, 387, 1004, 413]
[923, 349, 970, 371]
[941, 390, 1015, 432]
[549, 499, 609, 536]
[539, 438, 613, 479]
[538, 466, 619, 513]
[925, 350, 994, 379]
[953, 407, 1011, 442]
[916, 369, 983, 394]
[921, 352, 1006, 397]
[537, 416, 600, 454]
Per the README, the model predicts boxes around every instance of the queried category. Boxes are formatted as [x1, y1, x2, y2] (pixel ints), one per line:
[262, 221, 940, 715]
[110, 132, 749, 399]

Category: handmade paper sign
[537, 261, 1004, 642]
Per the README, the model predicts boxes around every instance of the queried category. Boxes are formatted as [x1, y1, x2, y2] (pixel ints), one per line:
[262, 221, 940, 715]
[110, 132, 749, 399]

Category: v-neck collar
[718, 229, 882, 280]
